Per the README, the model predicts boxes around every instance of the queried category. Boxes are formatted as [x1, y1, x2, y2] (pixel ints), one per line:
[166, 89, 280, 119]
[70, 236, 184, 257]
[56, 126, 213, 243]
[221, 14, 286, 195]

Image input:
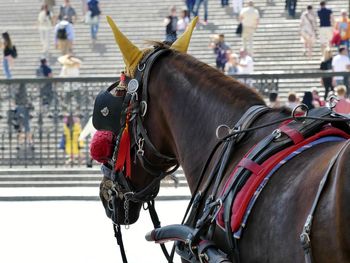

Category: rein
[173, 106, 350, 263]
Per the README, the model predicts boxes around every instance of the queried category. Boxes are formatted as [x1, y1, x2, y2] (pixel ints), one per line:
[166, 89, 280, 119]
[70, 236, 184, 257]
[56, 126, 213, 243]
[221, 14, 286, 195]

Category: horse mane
[144, 40, 265, 110]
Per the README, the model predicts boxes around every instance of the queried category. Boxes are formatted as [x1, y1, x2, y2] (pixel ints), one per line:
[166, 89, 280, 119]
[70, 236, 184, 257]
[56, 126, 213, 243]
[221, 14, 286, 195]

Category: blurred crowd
[1, 0, 350, 165]
[1, 0, 101, 80]
[1, 0, 100, 165]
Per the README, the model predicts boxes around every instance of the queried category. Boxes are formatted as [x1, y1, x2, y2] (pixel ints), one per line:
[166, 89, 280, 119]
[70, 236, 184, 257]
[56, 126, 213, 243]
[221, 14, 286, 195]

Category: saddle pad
[216, 127, 350, 236]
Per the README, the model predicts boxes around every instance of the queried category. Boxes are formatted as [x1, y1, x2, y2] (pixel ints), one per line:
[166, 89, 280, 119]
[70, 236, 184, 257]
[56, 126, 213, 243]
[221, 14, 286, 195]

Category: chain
[124, 192, 134, 229]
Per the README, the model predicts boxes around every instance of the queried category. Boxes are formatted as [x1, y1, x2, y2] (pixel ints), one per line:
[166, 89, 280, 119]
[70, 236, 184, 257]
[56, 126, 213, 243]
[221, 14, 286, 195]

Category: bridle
[113, 47, 179, 202]
[103, 47, 179, 263]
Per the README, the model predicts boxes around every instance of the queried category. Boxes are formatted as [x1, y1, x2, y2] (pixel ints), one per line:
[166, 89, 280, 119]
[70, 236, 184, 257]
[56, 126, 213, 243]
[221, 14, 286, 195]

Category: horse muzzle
[99, 178, 142, 225]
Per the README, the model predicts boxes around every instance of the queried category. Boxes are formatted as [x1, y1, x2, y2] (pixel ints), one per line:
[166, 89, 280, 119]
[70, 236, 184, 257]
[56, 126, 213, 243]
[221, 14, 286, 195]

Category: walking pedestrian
[186, 0, 196, 18]
[209, 34, 231, 72]
[300, 5, 317, 59]
[239, 1, 259, 56]
[317, 1, 334, 54]
[285, 0, 297, 18]
[193, 0, 209, 25]
[54, 18, 75, 54]
[320, 47, 334, 100]
[335, 9, 350, 53]
[164, 6, 178, 43]
[36, 58, 54, 111]
[37, 4, 54, 55]
[58, 0, 77, 24]
[85, 0, 101, 41]
[1, 32, 17, 79]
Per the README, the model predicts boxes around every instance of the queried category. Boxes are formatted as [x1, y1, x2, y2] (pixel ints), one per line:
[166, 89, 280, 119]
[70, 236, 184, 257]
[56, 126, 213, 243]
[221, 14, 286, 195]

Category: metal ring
[292, 103, 309, 122]
[138, 63, 146, 72]
[140, 101, 148, 117]
[215, 124, 230, 139]
[327, 95, 339, 109]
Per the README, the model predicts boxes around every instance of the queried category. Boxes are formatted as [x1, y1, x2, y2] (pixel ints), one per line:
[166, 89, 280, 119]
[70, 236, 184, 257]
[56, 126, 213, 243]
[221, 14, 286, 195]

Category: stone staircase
[0, 0, 348, 95]
[0, 0, 349, 168]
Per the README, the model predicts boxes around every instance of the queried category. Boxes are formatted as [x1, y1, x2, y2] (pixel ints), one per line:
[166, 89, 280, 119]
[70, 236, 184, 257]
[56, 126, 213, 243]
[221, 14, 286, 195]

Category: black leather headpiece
[92, 81, 125, 133]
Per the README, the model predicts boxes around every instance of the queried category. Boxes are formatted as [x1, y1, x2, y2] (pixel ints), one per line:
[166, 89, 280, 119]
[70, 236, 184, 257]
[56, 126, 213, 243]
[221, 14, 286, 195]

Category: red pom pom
[90, 130, 116, 163]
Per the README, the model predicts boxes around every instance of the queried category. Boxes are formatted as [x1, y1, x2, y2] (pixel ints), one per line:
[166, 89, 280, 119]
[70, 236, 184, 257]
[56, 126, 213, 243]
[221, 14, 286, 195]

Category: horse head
[96, 16, 199, 226]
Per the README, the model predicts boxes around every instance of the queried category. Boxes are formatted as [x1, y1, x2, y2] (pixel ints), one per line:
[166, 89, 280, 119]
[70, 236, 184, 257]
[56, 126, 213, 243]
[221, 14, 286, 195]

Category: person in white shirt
[238, 48, 254, 86]
[37, 4, 53, 55]
[332, 46, 350, 86]
[177, 9, 190, 35]
[239, 1, 259, 56]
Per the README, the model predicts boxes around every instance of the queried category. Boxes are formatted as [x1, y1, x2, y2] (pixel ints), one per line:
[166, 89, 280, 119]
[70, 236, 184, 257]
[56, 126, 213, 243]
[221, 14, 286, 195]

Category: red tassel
[115, 125, 131, 177]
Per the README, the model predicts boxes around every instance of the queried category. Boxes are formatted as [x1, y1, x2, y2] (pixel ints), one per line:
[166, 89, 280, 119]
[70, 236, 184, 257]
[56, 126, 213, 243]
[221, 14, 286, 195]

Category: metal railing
[0, 72, 349, 168]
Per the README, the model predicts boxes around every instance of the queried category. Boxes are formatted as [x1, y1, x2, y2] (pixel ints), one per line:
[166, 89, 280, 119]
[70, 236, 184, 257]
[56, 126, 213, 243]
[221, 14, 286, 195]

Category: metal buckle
[292, 103, 309, 122]
[327, 95, 339, 109]
[137, 138, 145, 156]
[211, 199, 223, 223]
[272, 128, 282, 139]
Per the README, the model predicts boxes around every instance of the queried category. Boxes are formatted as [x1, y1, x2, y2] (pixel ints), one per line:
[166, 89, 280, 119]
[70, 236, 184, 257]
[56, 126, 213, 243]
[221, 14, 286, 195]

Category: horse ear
[106, 16, 143, 75]
[171, 16, 198, 53]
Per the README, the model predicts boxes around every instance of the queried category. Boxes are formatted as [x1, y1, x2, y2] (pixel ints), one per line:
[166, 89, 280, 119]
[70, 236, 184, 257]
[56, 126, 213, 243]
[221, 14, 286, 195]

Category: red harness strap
[237, 158, 264, 176]
[217, 127, 350, 232]
[279, 125, 304, 144]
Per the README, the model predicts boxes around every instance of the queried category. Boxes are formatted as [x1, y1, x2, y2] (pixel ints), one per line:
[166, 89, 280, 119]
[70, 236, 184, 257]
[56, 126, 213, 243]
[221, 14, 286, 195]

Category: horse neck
[148, 53, 265, 192]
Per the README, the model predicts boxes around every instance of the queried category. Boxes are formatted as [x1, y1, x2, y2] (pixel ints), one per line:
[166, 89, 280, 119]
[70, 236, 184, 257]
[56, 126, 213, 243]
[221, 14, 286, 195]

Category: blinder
[92, 81, 126, 133]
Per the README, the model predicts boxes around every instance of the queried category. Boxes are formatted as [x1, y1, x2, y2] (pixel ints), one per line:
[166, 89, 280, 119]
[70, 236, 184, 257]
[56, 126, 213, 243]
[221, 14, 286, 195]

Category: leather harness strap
[175, 105, 271, 263]
[279, 125, 304, 144]
[238, 158, 263, 176]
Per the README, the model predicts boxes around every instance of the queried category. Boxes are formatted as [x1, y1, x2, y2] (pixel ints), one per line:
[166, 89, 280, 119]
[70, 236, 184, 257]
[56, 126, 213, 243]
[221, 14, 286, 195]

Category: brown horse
[98, 17, 350, 263]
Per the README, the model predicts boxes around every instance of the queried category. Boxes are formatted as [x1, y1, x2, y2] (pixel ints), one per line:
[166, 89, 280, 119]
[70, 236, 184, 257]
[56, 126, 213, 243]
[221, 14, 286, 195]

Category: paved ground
[0, 200, 188, 263]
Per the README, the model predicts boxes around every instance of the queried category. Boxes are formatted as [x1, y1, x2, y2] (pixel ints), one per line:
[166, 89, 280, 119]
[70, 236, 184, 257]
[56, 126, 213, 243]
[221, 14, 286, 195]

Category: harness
[95, 46, 350, 263]
[146, 106, 350, 263]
